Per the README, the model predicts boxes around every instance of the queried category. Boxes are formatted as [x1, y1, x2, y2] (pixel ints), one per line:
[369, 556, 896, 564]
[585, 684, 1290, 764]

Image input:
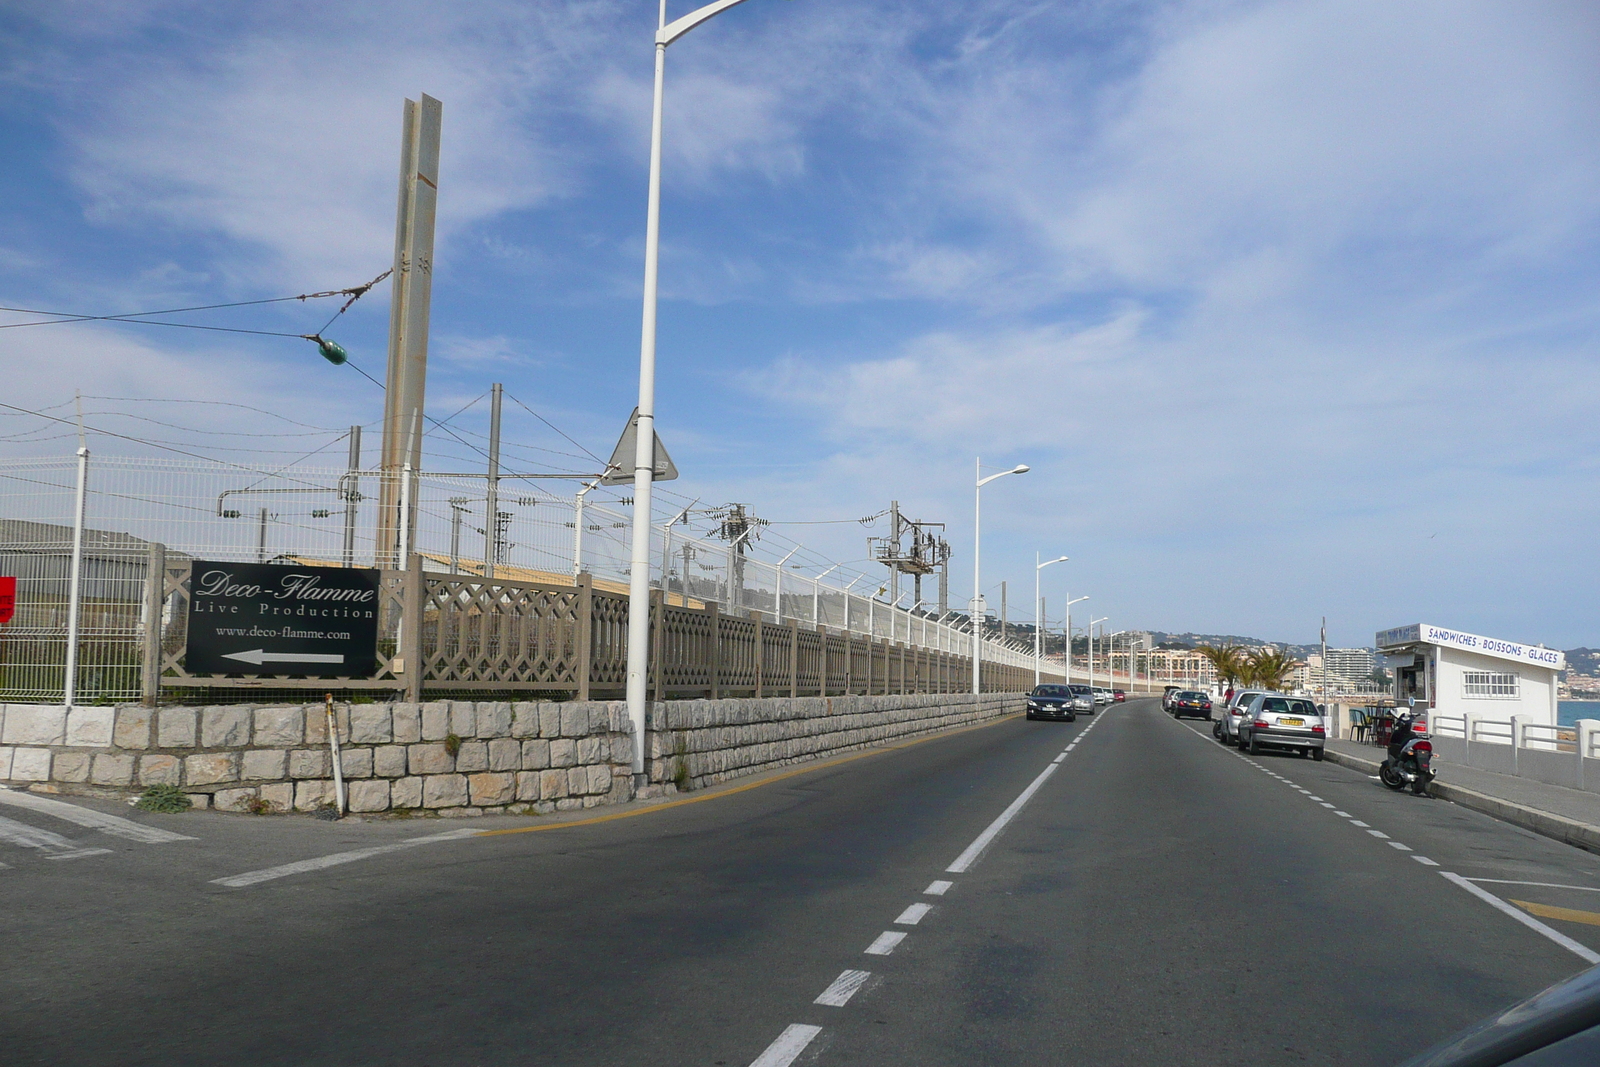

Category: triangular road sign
[602, 407, 678, 485]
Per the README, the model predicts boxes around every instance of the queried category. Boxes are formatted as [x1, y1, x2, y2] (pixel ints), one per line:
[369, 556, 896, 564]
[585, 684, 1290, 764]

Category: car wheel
[1067, 713, 1076, 722]
[1248, 734, 1261, 754]
[1025, 712, 1035, 720]
[1312, 748, 1325, 762]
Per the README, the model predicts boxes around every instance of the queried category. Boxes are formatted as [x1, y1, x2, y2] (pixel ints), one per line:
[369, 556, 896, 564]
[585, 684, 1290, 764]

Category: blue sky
[3, 0, 1599, 649]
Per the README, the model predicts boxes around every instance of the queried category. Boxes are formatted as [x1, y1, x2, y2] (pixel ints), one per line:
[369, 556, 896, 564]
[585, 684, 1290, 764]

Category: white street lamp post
[972, 457, 1030, 695]
[1088, 616, 1108, 694]
[1033, 553, 1068, 685]
[624, 0, 772, 780]
[1063, 594, 1088, 684]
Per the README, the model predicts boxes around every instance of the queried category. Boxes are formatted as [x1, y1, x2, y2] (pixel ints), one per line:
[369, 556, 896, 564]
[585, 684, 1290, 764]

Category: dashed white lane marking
[924, 880, 952, 896]
[1334, 811, 1352, 817]
[211, 827, 481, 887]
[946, 761, 1061, 873]
[1319, 802, 1336, 809]
[864, 931, 906, 956]
[814, 969, 873, 1007]
[0, 814, 114, 860]
[894, 903, 932, 925]
[1388, 841, 1413, 851]
[1351, 820, 1371, 828]
[1052, 754, 1066, 764]
[0, 789, 194, 844]
[1366, 829, 1391, 839]
[1307, 795, 1324, 801]
[1442, 872, 1600, 964]
[748, 1023, 823, 1067]
[1414, 856, 1440, 866]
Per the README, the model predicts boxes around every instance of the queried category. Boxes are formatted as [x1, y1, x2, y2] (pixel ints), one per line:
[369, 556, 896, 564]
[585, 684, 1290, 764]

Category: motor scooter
[1379, 720, 1434, 796]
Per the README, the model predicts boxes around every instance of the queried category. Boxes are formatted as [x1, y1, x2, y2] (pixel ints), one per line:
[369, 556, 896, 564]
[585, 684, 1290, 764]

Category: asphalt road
[4, 698, 1599, 1066]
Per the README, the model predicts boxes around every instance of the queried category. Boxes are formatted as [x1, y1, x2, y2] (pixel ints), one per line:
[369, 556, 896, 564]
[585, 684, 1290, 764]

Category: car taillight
[1253, 720, 1271, 729]
[1311, 725, 1325, 735]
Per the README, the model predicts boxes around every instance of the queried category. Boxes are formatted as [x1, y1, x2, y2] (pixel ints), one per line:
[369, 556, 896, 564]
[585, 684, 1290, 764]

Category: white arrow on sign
[222, 649, 346, 666]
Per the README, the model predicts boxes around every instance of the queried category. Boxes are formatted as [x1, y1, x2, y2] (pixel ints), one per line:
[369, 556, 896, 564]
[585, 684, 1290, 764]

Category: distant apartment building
[1324, 648, 1376, 685]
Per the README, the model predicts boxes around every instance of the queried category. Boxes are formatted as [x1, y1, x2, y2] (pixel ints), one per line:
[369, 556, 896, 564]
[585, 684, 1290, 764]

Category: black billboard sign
[185, 560, 381, 677]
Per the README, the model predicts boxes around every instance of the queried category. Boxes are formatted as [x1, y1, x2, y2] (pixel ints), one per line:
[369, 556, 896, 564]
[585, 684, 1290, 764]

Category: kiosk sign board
[0, 576, 14, 625]
[185, 561, 380, 677]
[1376, 623, 1564, 671]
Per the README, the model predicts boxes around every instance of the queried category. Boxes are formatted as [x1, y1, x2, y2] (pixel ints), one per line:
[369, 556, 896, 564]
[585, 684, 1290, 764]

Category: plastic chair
[1350, 708, 1369, 743]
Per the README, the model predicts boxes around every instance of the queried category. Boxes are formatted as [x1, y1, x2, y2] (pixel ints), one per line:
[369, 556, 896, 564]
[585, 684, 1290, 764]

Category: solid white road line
[814, 970, 873, 1007]
[1441, 872, 1600, 965]
[894, 903, 932, 925]
[748, 1024, 824, 1067]
[864, 931, 906, 956]
[0, 814, 113, 860]
[946, 762, 1060, 873]
[1413, 856, 1440, 866]
[210, 828, 481, 887]
[0, 789, 194, 844]
[1469, 879, 1600, 893]
[924, 880, 953, 896]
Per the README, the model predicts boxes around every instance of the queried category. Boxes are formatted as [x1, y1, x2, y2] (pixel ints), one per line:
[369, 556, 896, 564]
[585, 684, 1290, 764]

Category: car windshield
[1032, 685, 1068, 697]
[1178, 691, 1205, 699]
[1069, 685, 1091, 695]
[1263, 698, 1316, 715]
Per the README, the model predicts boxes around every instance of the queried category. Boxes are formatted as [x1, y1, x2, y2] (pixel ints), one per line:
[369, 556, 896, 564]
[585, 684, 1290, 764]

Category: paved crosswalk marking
[0, 789, 194, 844]
[0, 814, 113, 861]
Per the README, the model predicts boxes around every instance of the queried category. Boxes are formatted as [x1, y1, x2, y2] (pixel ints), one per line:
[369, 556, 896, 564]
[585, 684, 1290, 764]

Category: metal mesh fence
[0, 454, 1045, 703]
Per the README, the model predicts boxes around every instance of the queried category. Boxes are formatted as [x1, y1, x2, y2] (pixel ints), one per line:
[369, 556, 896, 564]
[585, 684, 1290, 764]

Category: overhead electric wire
[0, 271, 391, 332]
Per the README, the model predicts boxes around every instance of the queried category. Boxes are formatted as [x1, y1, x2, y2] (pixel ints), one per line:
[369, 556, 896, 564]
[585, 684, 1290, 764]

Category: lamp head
[1011, 464, 1030, 475]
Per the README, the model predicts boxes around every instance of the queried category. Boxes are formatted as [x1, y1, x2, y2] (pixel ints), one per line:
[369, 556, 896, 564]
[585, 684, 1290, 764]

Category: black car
[1169, 690, 1213, 719]
[1025, 684, 1079, 721]
[1400, 961, 1600, 1065]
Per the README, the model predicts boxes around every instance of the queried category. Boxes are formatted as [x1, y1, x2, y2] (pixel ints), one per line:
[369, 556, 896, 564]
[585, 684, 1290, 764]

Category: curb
[1323, 749, 1600, 857]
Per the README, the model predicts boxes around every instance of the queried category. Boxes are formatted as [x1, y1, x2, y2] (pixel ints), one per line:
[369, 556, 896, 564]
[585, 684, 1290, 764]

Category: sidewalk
[1325, 738, 1600, 855]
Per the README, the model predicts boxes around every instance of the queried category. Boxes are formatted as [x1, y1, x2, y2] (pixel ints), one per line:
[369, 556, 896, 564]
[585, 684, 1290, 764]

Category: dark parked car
[1025, 684, 1079, 722]
[1399, 961, 1600, 1065]
[1168, 690, 1212, 719]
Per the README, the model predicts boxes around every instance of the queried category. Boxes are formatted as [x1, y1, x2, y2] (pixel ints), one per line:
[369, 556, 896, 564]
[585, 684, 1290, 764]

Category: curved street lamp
[972, 458, 1030, 694]
[1034, 553, 1068, 685]
[625, 0, 779, 779]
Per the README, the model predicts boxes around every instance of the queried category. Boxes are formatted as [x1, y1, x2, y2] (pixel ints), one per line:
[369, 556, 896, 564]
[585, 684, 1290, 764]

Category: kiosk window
[1463, 670, 1519, 699]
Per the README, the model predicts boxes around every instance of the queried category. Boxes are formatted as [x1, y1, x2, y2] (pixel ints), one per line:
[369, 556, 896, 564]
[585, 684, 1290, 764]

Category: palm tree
[1247, 647, 1298, 692]
[1197, 644, 1245, 691]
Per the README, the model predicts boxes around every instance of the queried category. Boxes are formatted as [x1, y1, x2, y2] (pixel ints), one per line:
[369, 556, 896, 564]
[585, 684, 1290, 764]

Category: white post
[573, 479, 599, 579]
[398, 462, 413, 562]
[62, 444, 89, 707]
[972, 457, 982, 695]
[624, 6, 670, 779]
[485, 382, 501, 580]
[774, 546, 798, 621]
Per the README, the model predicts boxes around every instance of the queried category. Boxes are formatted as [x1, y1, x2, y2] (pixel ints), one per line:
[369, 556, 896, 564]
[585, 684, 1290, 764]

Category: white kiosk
[1374, 623, 1564, 728]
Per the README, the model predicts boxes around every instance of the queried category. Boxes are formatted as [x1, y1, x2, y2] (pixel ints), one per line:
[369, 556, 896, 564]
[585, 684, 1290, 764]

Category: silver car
[1215, 690, 1267, 746]
[1237, 693, 1327, 759]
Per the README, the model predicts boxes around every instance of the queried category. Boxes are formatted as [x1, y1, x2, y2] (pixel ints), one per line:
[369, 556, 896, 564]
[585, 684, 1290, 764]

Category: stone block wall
[0, 701, 634, 816]
[644, 692, 1022, 790]
[0, 692, 1023, 814]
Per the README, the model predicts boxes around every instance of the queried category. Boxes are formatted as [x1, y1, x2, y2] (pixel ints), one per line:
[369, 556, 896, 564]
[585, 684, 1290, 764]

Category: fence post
[818, 625, 828, 697]
[708, 602, 721, 699]
[649, 587, 664, 705]
[63, 444, 90, 707]
[140, 541, 166, 707]
[403, 553, 424, 703]
[1510, 715, 1523, 776]
[790, 620, 799, 697]
[575, 572, 593, 702]
[753, 611, 764, 698]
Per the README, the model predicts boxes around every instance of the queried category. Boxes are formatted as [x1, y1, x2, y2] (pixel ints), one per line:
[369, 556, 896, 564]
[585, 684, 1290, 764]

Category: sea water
[1557, 700, 1600, 728]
